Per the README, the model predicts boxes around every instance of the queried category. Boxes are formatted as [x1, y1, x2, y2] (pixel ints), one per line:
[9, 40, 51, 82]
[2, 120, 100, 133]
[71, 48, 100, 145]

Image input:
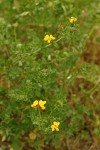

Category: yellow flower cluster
[31, 100, 46, 110]
[31, 17, 79, 130]
[69, 17, 77, 23]
[51, 121, 60, 131]
[31, 101, 60, 131]
[44, 34, 55, 43]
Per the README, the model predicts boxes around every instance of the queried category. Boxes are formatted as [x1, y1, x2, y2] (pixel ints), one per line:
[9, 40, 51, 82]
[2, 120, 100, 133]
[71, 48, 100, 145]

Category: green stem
[87, 82, 100, 96]
[38, 108, 42, 128]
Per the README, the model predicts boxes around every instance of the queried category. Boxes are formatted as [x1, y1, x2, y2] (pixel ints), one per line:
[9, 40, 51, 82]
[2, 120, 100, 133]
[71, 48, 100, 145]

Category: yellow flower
[51, 121, 60, 131]
[39, 100, 46, 110]
[49, 35, 55, 40]
[69, 17, 77, 23]
[31, 100, 46, 110]
[44, 34, 55, 43]
[31, 100, 38, 109]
